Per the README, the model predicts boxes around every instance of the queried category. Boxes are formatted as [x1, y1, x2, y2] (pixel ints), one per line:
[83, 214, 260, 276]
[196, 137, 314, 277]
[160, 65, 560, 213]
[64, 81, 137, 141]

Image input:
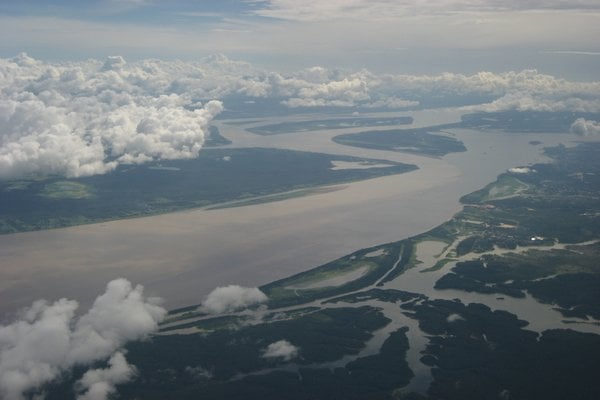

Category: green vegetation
[342, 327, 413, 394]
[247, 116, 413, 135]
[0, 148, 416, 234]
[435, 265, 526, 298]
[114, 143, 600, 398]
[421, 258, 456, 273]
[444, 143, 600, 250]
[407, 143, 600, 320]
[118, 307, 394, 399]
[160, 315, 245, 333]
[206, 186, 343, 210]
[39, 181, 95, 199]
[325, 288, 424, 305]
[403, 299, 600, 400]
[331, 111, 600, 158]
[461, 110, 600, 133]
[333, 126, 466, 156]
[377, 241, 415, 285]
[436, 243, 600, 318]
[261, 243, 404, 308]
[432, 142, 600, 319]
[460, 174, 528, 203]
[44, 307, 394, 400]
[262, 307, 322, 322]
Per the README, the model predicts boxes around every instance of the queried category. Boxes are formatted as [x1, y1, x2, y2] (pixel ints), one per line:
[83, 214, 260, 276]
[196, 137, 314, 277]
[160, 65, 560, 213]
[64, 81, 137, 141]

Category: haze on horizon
[1, 0, 599, 79]
[1, 1, 600, 180]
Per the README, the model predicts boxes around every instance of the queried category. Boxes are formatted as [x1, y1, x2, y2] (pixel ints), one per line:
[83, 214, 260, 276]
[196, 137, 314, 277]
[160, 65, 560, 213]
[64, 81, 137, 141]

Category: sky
[1, 0, 600, 79]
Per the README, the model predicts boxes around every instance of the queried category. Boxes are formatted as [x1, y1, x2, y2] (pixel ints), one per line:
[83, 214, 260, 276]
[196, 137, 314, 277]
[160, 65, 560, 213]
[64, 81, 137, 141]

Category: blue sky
[1, 0, 599, 78]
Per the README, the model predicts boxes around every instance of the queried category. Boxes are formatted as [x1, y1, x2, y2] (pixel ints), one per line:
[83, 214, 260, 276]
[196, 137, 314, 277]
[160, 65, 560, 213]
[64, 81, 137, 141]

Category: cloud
[250, 0, 600, 21]
[262, 67, 600, 112]
[184, 366, 213, 380]
[469, 92, 600, 113]
[570, 118, 600, 136]
[0, 279, 165, 400]
[201, 285, 268, 314]
[1, 3, 598, 71]
[2, 54, 599, 182]
[277, 68, 600, 112]
[443, 70, 600, 113]
[508, 167, 534, 174]
[68, 279, 166, 364]
[0, 298, 76, 400]
[0, 54, 223, 180]
[267, 69, 419, 109]
[446, 313, 465, 322]
[261, 340, 299, 361]
[75, 352, 136, 400]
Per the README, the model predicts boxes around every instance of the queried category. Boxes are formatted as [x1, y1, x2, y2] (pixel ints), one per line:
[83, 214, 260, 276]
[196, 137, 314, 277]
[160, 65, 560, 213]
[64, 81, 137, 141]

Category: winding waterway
[0, 108, 593, 319]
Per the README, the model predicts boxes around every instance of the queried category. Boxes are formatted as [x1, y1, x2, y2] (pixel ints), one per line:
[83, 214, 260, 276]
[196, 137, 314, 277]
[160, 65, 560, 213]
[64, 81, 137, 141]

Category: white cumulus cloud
[0, 54, 222, 180]
[261, 340, 299, 361]
[270, 68, 600, 112]
[2, 54, 599, 182]
[0, 278, 165, 400]
[508, 167, 533, 174]
[75, 351, 136, 400]
[570, 118, 600, 136]
[201, 285, 268, 314]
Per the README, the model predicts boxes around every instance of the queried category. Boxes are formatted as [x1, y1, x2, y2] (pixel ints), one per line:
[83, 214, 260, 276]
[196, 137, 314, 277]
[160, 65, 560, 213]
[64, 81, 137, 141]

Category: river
[0, 108, 591, 318]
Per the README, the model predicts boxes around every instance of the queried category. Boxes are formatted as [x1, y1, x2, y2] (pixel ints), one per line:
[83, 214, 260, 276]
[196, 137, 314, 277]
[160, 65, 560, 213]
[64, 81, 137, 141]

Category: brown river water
[0, 108, 592, 318]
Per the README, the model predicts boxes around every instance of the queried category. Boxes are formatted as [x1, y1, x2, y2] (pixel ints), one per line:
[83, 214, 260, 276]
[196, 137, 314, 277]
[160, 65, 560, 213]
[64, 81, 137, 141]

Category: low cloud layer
[0, 54, 222, 180]
[508, 167, 534, 174]
[570, 118, 600, 136]
[262, 340, 299, 361]
[201, 285, 268, 314]
[2, 54, 599, 181]
[75, 351, 136, 400]
[0, 279, 165, 400]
